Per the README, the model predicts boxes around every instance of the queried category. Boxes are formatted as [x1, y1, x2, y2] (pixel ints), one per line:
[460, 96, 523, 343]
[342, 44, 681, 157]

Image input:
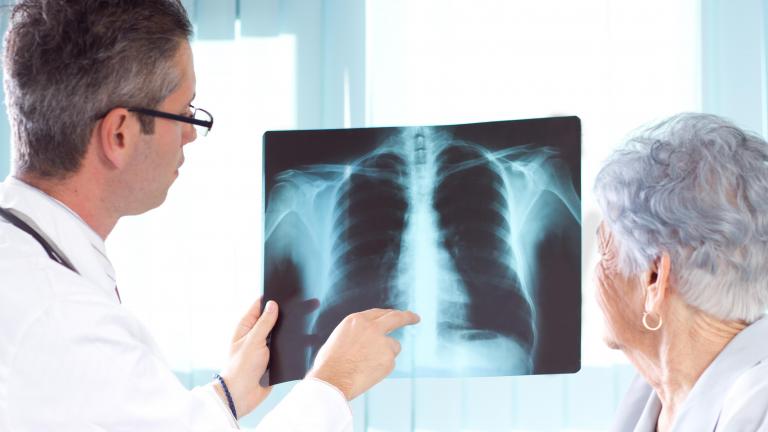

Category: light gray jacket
[612, 316, 768, 431]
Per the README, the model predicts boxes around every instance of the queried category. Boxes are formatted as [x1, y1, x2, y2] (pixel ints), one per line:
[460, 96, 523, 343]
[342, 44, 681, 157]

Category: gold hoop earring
[642, 312, 663, 331]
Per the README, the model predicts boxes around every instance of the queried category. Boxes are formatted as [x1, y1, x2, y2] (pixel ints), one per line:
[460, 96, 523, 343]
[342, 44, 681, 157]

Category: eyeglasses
[127, 105, 214, 136]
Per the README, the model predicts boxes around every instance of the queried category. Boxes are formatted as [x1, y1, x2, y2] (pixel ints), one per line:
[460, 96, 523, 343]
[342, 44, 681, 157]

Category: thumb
[248, 300, 279, 343]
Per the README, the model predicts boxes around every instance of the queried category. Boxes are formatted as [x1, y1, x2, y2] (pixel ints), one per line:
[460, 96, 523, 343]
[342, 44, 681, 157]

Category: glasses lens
[191, 107, 212, 136]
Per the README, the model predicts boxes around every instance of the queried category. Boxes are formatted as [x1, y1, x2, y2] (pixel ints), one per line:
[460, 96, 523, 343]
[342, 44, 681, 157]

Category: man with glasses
[0, 1, 418, 431]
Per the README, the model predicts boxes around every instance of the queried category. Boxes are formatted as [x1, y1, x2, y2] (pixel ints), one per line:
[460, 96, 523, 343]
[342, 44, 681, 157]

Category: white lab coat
[611, 316, 768, 431]
[0, 177, 352, 432]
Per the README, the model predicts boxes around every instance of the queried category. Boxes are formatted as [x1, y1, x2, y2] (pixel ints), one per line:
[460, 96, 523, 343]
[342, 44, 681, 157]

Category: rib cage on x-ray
[433, 140, 534, 350]
[312, 151, 409, 341]
[264, 125, 580, 379]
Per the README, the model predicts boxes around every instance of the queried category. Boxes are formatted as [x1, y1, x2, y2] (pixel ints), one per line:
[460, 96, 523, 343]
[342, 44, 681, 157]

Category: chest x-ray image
[263, 117, 581, 385]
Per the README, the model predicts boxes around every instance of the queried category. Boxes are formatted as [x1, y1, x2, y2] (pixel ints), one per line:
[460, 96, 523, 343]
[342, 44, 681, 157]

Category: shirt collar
[622, 315, 768, 431]
[669, 315, 768, 430]
[0, 175, 117, 299]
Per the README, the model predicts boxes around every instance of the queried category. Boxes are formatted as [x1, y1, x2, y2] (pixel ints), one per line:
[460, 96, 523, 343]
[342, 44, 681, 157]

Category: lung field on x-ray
[264, 119, 581, 384]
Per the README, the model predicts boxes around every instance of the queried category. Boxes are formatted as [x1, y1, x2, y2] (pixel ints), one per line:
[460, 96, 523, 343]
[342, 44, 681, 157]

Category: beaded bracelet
[214, 373, 238, 420]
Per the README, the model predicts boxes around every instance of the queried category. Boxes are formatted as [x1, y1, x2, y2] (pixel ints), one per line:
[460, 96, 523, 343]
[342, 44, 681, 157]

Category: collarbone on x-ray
[264, 121, 581, 383]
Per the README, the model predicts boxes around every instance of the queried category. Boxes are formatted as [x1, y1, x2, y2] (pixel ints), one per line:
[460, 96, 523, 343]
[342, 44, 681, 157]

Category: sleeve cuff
[191, 383, 240, 429]
[255, 378, 352, 431]
[303, 377, 352, 414]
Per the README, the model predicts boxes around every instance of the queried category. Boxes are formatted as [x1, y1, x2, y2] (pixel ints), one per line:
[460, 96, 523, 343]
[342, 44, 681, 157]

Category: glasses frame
[127, 105, 214, 135]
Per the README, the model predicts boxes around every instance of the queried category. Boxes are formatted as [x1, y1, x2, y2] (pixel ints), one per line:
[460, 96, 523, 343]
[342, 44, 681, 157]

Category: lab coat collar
[0, 175, 118, 302]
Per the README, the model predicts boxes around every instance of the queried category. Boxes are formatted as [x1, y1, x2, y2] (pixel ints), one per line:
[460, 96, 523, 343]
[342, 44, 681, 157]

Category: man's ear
[96, 108, 138, 169]
[644, 251, 672, 312]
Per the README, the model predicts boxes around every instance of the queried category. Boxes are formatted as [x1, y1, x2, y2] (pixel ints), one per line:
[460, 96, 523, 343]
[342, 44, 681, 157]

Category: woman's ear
[645, 251, 672, 312]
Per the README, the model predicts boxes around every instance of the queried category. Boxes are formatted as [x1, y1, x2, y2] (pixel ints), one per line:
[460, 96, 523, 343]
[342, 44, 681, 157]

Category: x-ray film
[263, 117, 581, 385]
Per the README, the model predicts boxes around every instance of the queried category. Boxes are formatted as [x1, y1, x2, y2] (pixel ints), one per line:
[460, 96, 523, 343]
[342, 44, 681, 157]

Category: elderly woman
[593, 113, 768, 431]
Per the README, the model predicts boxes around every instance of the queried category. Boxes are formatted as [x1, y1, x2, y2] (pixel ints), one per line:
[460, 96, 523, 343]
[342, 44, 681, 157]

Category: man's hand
[307, 308, 420, 400]
[217, 298, 279, 418]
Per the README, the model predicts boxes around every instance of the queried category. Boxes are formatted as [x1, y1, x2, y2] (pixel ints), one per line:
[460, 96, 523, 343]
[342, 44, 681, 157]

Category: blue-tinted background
[1, 1, 766, 430]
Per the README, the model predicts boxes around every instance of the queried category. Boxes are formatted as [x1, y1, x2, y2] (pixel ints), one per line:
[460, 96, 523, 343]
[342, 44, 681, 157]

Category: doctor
[0, 0, 418, 431]
[593, 113, 768, 431]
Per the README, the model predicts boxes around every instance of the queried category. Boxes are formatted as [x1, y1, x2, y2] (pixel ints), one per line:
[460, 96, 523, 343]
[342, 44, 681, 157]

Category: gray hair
[594, 113, 768, 323]
[3, 0, 193, 178]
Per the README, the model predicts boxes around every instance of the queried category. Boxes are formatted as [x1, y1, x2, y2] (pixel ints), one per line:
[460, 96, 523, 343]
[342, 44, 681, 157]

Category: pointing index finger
[375, 310, 421, 334]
